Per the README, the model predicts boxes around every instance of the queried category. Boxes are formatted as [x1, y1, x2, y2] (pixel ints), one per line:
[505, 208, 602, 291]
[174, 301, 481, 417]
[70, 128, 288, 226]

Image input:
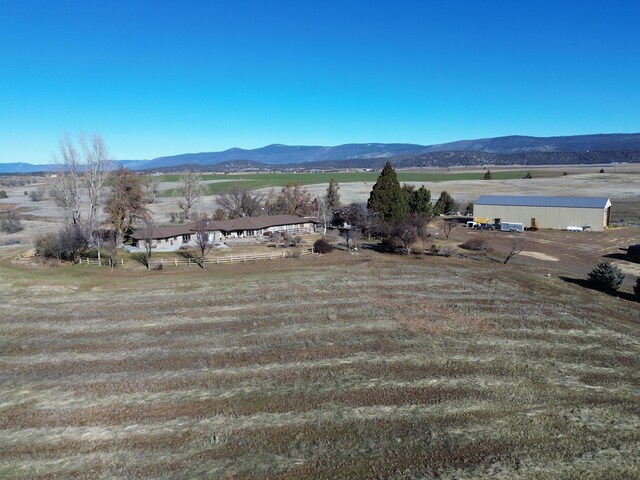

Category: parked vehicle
[500, 222, 524, 233]
[469, 217, 495, 230]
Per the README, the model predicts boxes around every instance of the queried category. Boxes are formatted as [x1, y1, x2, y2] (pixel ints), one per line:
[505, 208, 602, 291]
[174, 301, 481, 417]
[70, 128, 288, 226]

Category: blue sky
[1, 0, 639, 164]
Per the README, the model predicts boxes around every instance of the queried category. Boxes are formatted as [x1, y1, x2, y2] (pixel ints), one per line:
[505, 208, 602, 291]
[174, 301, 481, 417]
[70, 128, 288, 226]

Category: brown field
[1, 247, 639, 479]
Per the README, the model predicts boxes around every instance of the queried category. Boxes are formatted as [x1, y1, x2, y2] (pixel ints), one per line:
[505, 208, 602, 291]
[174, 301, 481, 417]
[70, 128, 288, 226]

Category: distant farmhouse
[474, 196, 612, 232]
[131, 215, 317, 250]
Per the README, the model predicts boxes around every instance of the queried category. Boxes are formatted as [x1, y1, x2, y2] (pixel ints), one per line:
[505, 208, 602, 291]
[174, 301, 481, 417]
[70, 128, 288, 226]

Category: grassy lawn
[157, 170, 555, 196]
[1, 251, 638, 479]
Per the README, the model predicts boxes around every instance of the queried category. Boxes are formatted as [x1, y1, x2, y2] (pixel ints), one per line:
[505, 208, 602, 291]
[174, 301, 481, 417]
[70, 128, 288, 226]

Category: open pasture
[157, 170, 551, 196]
[1, 251, 638, 479]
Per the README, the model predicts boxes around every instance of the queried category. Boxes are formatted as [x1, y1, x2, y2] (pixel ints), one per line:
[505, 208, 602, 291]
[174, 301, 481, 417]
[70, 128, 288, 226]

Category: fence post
[161, 258, 164, 266]
[188, 258, 191, 266]
[121, 258, 124, 267]
[174, 258, 177, 266]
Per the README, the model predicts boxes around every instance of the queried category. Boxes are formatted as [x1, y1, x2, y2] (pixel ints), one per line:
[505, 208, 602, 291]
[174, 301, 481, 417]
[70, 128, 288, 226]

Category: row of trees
[368, 161, 458, 222]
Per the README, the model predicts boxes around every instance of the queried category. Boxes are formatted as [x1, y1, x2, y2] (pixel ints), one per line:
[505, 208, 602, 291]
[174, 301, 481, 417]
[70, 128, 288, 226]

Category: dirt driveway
[450, 223, 640, 288]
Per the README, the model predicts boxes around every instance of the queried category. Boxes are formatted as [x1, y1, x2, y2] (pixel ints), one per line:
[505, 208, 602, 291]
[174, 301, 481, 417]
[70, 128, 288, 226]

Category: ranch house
[130, 215, 317, 250]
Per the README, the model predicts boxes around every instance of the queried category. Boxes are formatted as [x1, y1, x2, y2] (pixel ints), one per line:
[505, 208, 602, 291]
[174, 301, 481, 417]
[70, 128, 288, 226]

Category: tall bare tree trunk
[81, 133, 113, 243]
[52, 134, 83, 226]
[52, 133, 113, 247]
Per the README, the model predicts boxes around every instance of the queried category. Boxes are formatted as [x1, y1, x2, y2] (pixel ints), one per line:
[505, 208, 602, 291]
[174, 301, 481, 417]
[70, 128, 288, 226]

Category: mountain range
[2, 133, 640, 174]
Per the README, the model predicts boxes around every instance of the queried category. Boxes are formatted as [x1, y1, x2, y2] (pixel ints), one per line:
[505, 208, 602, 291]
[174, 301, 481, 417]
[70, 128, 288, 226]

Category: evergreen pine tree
[433, 191, 457, 216]
[588, 262, 625, 292]
[409, 186, 432, 216]
[325, 178, 341, 213]
[367, 161, 407, 222]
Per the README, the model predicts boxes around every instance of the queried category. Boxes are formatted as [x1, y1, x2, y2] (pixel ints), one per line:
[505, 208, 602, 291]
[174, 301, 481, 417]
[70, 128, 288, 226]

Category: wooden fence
[80, 247, 315, 268]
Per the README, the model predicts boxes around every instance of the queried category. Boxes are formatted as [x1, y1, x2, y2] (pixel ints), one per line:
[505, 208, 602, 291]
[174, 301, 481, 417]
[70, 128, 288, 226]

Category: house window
[182, 234, 191, 242]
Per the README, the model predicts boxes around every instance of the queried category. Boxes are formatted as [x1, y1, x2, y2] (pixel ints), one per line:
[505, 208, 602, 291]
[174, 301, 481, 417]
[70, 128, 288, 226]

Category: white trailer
[500, 222, 524, 233]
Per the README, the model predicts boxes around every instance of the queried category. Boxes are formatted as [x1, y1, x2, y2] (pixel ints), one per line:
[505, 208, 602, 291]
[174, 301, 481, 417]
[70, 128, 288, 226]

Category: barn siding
[473, 204, 608, 231]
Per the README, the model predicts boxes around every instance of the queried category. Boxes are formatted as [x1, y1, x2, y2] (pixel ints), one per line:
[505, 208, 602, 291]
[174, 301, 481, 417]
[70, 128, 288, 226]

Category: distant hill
[0, 162, 55, 174]
[2, 133, 640, 174]
[423, 133, 640, 153]
[120, 133, 640, 171]
[119, 143, 429, 171]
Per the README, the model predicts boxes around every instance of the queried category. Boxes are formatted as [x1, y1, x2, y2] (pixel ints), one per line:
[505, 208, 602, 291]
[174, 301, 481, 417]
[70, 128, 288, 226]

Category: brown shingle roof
[131, 215, 317, 240]
[130, 223, 195, 240]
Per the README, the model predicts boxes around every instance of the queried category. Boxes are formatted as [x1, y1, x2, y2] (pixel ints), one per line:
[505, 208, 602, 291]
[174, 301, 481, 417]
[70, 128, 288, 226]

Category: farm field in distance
[157, 170, 562, 196]
[0, 250, 638, 479]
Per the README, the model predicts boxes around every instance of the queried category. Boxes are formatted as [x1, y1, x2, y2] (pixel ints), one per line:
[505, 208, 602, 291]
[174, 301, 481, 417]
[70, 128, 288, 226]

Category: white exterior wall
[137, 236, 187, 249]
[474, 205, 608, 231]
[265, 222, 314, 234]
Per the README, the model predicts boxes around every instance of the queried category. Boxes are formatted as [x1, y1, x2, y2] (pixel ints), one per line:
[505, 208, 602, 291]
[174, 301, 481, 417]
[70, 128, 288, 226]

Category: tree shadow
[602, 252, 640, 264]
[130, 253, 150, 268]
[177, 249, 198, 260]
[558, 276, 636, 302]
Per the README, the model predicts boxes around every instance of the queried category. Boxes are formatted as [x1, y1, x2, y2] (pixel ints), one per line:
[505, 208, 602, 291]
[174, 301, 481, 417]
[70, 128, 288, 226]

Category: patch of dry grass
[0, 251, 638, 479]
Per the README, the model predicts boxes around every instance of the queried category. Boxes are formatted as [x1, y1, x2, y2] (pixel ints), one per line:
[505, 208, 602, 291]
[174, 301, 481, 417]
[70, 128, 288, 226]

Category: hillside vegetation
[0, 252, 638, 479]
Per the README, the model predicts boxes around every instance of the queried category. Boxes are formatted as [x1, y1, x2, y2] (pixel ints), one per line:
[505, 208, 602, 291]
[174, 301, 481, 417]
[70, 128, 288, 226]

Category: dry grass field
[1, 249, 639, 479]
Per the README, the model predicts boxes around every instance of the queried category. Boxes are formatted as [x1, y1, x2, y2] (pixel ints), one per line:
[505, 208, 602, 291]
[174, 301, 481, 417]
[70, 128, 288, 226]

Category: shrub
[314, 238, 333, 254]
[588, 262, 625, 292]
[35, 232, 63, 261]
[439, 245, 454, 257]
[460, 238, 492, 255]
[634, 277, 640, 302]
[0, 209, 23, 234]
[28, 186, 46, 202]
[0, 190, 7, 198]
[35, 224, 88, 262]
[169, 212, 185, 224]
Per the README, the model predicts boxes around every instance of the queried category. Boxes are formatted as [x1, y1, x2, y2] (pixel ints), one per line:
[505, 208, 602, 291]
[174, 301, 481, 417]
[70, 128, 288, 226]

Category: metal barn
[473, 196, 612, 231]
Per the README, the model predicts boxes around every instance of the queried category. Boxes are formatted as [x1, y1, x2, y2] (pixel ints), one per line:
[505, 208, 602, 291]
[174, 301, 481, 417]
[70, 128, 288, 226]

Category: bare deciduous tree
[0, 209, 23, 234]
[341, 227, 360, 252]
[264, 182, 313, 216]
[144, 176, 162, 204]
[217, 186, 264, 219]
[81, 134, 113, 239]
[348, 202, 377, 240]
[100, 229, 118, 269]
[177, 172, 204, 220]
[193, 214, 213, 267]
[57, 223, 89, 263]
[139, 214, 156, 270]
[52, 133, 113, 241]
[442, 219, 457, 239]
[393, 221, 418, 255]
[314, 196, 330, 234]
[503, 235, 527, 264]
[52, 134, 83, 226]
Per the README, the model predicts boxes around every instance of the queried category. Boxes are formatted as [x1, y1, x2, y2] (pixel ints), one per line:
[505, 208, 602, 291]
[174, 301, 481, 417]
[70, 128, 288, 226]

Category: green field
[157, 170, 557, 196]
[1, 250, 638, 479]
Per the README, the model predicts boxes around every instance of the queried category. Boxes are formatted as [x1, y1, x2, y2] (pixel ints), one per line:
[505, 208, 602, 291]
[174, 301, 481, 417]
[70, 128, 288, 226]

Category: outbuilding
[473, 196, 611, 232]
